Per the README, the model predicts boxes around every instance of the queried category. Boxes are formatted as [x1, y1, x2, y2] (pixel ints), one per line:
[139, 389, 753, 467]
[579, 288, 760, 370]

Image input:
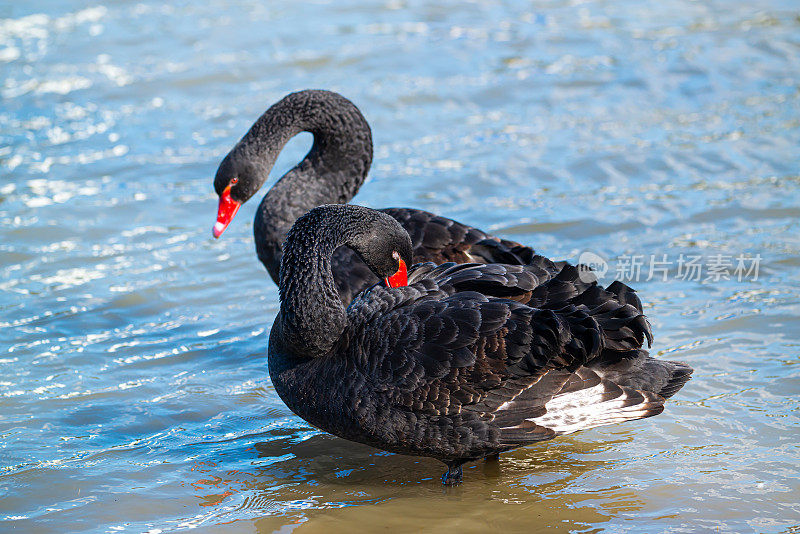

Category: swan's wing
[381, 207, 547, 267]
[350, 287, 599, 397]
[348, 286, 610, 443]
[347, 261, 667, 444]
[380, 208, 492, 264]
[408, 261, 652, 354]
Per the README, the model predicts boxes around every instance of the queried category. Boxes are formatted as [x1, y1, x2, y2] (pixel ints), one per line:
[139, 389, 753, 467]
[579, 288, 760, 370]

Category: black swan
[268, 204, 692, 485]
[213, 89, 565, 304]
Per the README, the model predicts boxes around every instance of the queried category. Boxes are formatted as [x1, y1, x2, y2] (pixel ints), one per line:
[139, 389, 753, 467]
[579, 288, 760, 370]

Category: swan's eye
[230, 177, 239, 186]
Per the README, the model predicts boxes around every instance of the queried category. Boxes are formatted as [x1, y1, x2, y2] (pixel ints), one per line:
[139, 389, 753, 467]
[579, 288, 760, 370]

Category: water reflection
[2, 0, 799, 531]
[181, 429, 643, 531]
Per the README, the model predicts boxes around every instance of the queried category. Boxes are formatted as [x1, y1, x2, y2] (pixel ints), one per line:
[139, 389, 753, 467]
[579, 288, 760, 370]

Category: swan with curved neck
[213, 90, 373, 282]
[268, 204, 692, 485]
[212, 89, 551, 304]
[275, 204, 411, 358]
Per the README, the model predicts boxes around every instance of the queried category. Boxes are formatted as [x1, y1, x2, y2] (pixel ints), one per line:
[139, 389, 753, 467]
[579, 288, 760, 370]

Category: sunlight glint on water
[1, 1, 799, 532]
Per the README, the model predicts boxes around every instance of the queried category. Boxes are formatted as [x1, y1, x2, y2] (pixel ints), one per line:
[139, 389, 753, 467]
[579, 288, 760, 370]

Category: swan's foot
[485, 452, 500, 462]
[441, 462, 464, 486]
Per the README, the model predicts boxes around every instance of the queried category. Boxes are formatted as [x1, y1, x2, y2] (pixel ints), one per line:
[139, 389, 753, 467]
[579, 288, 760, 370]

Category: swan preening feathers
[212, 90, 692, 484]
[268, 204, 690, 485]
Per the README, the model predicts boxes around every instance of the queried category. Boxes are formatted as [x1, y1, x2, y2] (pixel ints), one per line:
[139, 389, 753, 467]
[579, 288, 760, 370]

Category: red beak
[384, 259, 408, 288]
[213, 185, 241, 238]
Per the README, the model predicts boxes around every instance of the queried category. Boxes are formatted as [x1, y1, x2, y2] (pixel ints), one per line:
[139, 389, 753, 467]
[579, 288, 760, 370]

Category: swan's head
[212, 148, 267, 238]
[346, 209, 413, 288]
[286, 205, 412, 288]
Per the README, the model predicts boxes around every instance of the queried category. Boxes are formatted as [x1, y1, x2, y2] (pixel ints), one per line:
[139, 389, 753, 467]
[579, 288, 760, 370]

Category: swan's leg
[441, 461, 464, 485]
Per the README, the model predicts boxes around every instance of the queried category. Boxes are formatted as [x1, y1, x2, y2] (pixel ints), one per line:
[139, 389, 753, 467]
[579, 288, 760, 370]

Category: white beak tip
[213, 221, 225, 237]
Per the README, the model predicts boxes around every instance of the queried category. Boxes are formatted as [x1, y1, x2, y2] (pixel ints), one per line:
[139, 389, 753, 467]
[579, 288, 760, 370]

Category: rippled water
[2, 0, 799, 532]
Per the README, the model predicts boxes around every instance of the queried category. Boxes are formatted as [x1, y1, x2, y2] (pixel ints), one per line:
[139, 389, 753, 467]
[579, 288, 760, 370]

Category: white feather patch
[527, 381, 659, 435]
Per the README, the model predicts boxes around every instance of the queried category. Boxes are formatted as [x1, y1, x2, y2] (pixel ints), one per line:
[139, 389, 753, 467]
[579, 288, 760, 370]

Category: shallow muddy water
[1, 0, 799, 532]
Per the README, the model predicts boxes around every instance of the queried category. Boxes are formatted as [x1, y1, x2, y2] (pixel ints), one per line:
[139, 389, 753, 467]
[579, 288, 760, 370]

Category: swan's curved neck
[247, 91, 373, 282]
[277, 205, 364, 359]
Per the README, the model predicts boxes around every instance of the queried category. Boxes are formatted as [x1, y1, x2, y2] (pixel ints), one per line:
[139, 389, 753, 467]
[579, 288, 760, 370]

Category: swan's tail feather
[589, 350, 693, 400]
[656, 361, 693, 399]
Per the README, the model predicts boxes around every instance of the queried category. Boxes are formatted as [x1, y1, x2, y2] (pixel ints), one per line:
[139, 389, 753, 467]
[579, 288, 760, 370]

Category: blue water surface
[1, 1, 799, 532]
